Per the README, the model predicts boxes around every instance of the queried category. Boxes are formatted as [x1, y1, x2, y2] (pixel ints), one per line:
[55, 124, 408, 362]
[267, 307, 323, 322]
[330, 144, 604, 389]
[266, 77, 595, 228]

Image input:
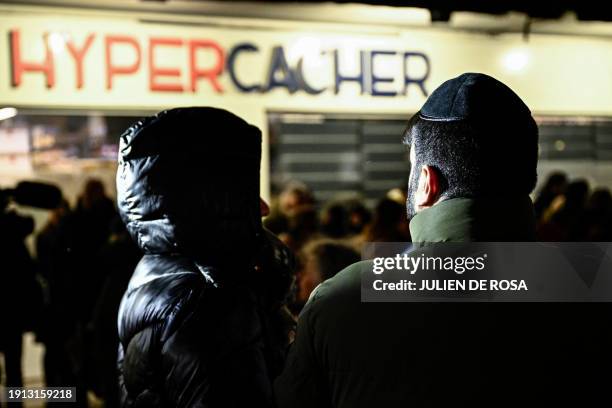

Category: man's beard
[406, 166, 420, 221]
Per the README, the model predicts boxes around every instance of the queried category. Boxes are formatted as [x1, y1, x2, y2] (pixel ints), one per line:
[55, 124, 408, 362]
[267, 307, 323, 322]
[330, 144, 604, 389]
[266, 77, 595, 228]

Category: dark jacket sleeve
[274, 295, 331, 408]
[160, 288, 275, 408]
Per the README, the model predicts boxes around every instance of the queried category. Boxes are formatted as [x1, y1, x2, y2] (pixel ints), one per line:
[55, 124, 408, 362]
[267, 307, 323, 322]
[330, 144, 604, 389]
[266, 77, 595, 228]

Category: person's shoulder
[125, 255, 204, 294]
[308, 260, 372, 306]
[119, 255, 206, 342]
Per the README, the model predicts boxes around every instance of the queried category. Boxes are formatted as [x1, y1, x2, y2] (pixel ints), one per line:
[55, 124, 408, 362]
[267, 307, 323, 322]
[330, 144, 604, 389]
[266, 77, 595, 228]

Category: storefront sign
[2, 8, 611, 116]
[8, 29, 430, 98]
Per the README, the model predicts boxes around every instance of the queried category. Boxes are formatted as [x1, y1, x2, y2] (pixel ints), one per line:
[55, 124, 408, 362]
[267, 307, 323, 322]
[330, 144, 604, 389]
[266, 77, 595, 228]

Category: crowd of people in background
[0, 170, 611, 406]
[263, 181, 412, 314]
[1, 179, 140, 407]
[535, 172, 612, 241]
[267, 173, 612, 314]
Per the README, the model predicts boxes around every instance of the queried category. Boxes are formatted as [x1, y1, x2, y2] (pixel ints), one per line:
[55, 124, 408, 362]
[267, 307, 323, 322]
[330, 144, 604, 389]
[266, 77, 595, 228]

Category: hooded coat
[116, 107, 294, 408]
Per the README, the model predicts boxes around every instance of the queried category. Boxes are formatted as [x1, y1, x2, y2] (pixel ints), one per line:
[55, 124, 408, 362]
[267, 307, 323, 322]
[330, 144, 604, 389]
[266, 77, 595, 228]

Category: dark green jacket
[275, 197, 611, 408]
[408, 196, 536, 242]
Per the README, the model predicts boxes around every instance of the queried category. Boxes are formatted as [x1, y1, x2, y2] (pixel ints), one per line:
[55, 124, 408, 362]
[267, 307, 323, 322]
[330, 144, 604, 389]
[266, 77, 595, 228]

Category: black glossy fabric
[116, 107, 294, 408]
[419, 72, 531, 123]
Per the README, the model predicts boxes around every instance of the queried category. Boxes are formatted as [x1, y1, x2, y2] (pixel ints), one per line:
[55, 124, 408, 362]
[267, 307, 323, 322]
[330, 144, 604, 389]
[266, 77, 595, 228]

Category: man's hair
[403, 114, 539, 199]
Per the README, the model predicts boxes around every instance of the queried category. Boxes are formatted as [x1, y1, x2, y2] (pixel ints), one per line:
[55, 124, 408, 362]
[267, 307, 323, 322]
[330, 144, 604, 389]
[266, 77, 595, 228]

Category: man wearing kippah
[275, 73, 610, 407]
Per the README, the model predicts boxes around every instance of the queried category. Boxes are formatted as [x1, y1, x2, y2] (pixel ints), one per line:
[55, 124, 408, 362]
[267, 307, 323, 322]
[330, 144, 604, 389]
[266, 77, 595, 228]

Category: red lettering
[105, 35, 141, 90]
[10, 29, 55, 88]
[65, 34, 95, 89]
[149, 37, 184, 92]
[189, 40, 224, 93]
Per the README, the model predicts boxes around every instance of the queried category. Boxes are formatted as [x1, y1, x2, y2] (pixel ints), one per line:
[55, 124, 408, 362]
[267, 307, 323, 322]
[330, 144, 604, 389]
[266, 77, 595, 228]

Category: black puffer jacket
[116, 107, 295, 408]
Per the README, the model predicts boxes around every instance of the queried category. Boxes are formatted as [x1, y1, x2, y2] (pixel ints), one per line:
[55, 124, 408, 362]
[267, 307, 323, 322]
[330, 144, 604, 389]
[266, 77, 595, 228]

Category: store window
[268, 113, 410, 207]
[537, 117, 612, 161]
[0, 110, 146, 203]
[269, 113, 612, 206]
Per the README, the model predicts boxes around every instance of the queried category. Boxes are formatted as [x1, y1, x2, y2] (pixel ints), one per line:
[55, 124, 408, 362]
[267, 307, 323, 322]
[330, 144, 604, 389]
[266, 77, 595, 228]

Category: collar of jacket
[409, 195, 536, 243]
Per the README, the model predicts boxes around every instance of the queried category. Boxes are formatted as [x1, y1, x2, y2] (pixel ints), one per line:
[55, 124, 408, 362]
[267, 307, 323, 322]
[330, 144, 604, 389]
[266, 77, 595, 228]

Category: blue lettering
[265, 46, 298, 93]
[370, 50, 397, 97]
[227, 43, 262, 92]
[403, 52, 430, 97]
[295, 56, 327, 95]
[333, 49, 369, 95]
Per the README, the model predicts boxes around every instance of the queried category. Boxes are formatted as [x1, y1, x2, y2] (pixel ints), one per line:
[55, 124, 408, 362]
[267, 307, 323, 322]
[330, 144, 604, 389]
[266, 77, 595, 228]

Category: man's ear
[414, 165, 441, 210]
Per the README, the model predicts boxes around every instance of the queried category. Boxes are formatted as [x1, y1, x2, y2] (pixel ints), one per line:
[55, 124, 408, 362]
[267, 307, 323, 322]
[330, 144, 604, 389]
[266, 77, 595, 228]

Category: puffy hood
[116, 107, 262, 268]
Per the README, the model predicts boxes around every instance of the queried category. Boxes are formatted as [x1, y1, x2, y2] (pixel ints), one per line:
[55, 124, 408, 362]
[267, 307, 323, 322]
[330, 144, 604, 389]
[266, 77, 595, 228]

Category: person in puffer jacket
[116, 107, 295, 408]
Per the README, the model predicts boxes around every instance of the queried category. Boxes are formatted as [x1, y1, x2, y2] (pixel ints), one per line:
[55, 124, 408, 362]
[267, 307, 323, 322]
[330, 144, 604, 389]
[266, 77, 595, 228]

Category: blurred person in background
[87, 217, 141, 407]
[538, 179, 590, 241]
[319, 200, 352, 238]
[36, 198, 83, 396]
[276, 73, 611, 407]
[553, 179, 590, 240]
[41, 178, 117, 407]
[291, 239, 360, 315]
[345, 198, 372, 236]
[533, 171, 568, 221]
[284, 206, 320, 252]
[0, 190, 42, 403]
[116, 108, 295, 407]
[277, 181, 315, 217]
[264, 181, 317, 249]
[584, 188, 612, 241]
[55, 178, 117, 355]
[262, 208, 289, 237]
[72, 179, 117, 313]
[364, 198, 411, 243]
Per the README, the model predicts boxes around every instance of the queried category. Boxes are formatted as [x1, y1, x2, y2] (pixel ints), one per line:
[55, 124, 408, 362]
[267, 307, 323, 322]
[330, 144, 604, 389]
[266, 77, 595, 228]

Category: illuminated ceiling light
[501, 48, 529, 72]
[287, 36, 323, 65]
[0, 107, 18, 121]
[554, 139, 566, 151]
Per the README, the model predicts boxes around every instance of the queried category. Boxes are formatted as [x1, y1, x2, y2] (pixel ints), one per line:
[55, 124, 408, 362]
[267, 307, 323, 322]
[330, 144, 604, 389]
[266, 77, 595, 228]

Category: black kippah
[419, 72, 532, 124]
